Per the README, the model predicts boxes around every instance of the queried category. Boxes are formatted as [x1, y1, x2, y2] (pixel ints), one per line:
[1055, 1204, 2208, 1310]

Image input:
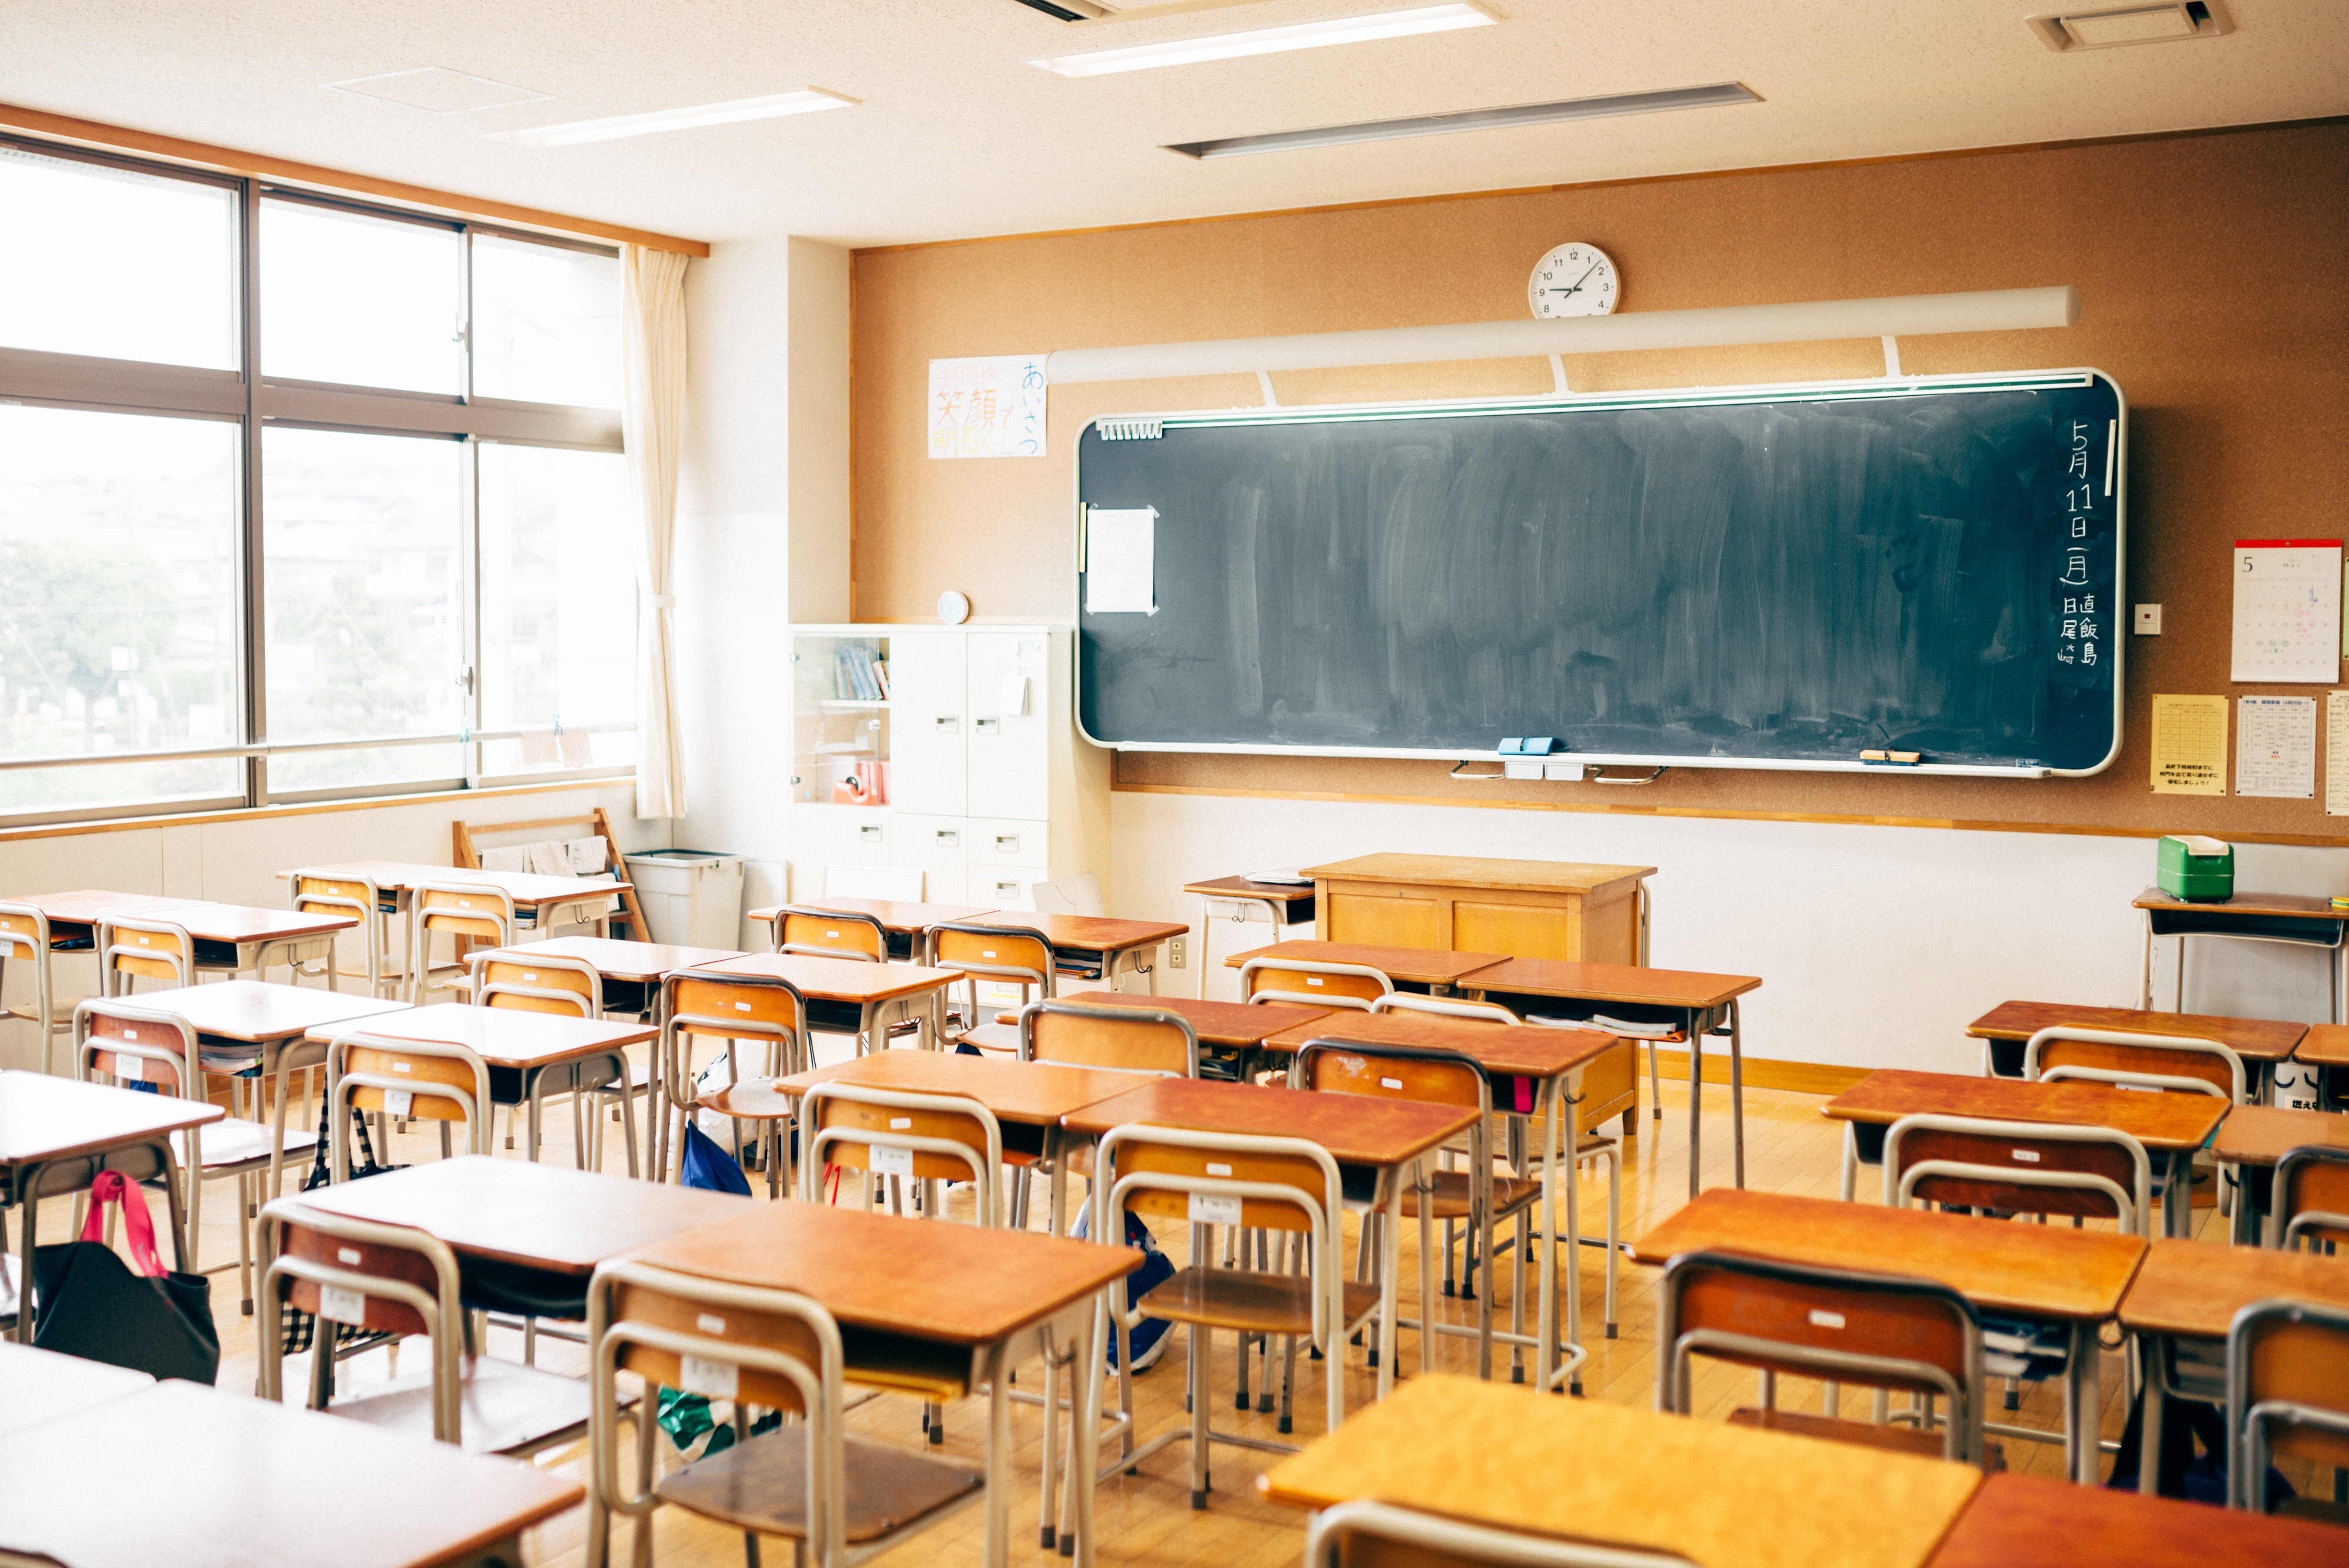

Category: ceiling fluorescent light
[1028, 2, 1496, 78]
[501, 88, 857, 147]
[1166, 80, 1756, 158]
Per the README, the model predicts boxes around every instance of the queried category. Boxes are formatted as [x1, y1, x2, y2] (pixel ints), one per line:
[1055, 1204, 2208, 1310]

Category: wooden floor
[18, 1051, 2297, 1568]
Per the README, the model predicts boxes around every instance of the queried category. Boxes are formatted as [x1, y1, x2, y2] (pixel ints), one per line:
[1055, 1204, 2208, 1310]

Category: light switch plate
[2133, 603, 2162, 634]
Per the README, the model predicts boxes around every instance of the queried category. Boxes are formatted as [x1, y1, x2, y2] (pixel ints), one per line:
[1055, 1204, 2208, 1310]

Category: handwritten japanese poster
[2150, 694, 2227, 795]
[2237, 695, 2316, 799]
[2232, 539, 2343, 683]
[928, 355, 1047, 459]
[2328, 692, 2349, 815]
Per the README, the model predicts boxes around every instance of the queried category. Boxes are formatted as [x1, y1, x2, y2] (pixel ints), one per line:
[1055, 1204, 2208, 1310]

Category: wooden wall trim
[1643, 1047, 1867, 1098]
[1112, 780, 2349, 850]
[851, 114, 2349, 258]
[0, 102, 711, 257]
[0, 776, 635, 845]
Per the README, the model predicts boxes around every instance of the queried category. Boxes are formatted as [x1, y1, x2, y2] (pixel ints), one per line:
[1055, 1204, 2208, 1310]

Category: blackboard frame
[1074, 368, 2127, 779]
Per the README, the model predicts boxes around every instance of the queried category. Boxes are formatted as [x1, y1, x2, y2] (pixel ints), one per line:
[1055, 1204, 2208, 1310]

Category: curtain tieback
[649, 593, 678, 610]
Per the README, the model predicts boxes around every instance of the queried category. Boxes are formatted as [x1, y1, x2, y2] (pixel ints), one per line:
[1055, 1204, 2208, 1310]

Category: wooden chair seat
[699, 1078, 798, 1121]
[1727, 1407, 2003, 1468]
[1138, 1264, 1380, 1337]
[954, 1023, 1022, 1055]
[657, 1428, 984, 1544]
[331, 1355, 622, 1455]
[1403, 1170, 1542, 1223]
[171, 1118, 317, 1173]
[4, 999, 76, 1024]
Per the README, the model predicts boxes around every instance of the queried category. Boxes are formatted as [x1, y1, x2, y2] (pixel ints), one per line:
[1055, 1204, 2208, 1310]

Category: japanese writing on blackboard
[2056, 419, 2100, 668]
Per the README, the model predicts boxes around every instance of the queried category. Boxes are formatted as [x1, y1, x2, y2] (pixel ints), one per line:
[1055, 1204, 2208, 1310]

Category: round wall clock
[937, 590, 972, 625]
[1528, 243, 1620, 318]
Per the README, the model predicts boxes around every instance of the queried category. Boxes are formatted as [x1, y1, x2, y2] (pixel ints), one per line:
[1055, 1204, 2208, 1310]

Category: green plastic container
[2156, 835, 2233, 903]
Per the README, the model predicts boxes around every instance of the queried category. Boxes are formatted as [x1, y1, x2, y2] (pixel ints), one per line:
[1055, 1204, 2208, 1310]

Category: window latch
[453, 665, 474, 694]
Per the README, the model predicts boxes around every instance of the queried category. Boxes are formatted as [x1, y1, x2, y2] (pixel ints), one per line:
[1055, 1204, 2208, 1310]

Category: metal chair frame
[2227, 1296, 2349, 1512]
[325, 1029, 496, 1180]
[407, 880, 517, 1004]
[775, 906, 891, 963]
[1884, 1113, 2153, 1237]
[655, 968, 809, 1184]
[1305, 1498, 1700, 1568]
[1369, 994, 1521, 1024]
[1239, 957, 1391, 1012]
[96, 915, 193, 995]
[0, 902, 68, 1076]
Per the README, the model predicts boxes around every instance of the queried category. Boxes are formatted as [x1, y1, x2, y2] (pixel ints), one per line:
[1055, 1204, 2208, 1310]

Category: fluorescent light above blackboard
[1166, 81, 1758, 159]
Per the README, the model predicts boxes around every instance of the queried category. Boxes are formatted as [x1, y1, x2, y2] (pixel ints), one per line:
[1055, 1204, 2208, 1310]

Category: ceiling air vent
[2027, 2, 2232, 51]
[1011, 0, 1109, 18]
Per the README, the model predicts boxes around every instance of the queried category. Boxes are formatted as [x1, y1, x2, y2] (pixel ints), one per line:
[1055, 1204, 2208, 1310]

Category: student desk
[1461, 957, 1761, 1196]
[1258, 1008, 1621, 1387]
[277, 857, 633, 943]
[620, 1199, 1138, 1568]
[1820, 1068, 2229, 1237]
[2132, 885, 2348, 1022]
[1181, 874, 1316, 999]
[980, 912, 1190, 992]
[1046, 989, 1334, 1082]
[1, 1069, 223, 1340]
[696, 951, 961, 1051]
[1061, 1076, 1478, 1401]
[1223, 938, 1511, 1000]
[1965, 997, 2303, 1088]
[2211, 1103, 2349, 1245]
[96, 899, 361, 991]
[0, 1339, 152, 1438]
[748, 897, 1001, 962]
[1929, 1469, 2347, 1568]
[1631, 1189, 2146, 1483]
[2293, 1020, 2349, 1075]
[2117, 1237, 2349, 1497]
[0, 893, 207, 1071]
[0, 1378, 583, 1568]
[1301, 853, 1655, 969]
[1260, 1373, 1981, 1568]
[503, 934, 745, 999]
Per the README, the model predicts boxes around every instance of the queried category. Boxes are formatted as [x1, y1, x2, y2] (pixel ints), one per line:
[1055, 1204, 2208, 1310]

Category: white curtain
[621, 245, 689, 819]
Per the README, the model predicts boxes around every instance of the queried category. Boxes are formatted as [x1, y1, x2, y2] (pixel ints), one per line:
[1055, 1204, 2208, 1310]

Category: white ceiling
[3, 0, 2342, 247]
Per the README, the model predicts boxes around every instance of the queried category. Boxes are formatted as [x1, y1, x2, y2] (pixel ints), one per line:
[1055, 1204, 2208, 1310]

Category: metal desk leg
[2140, 913, 2156, 1011]
[1071, 1301, 1102, 1567]
[2066, 1320, 2099, 1484]
[984, 1341, 1011, 1568]
[1728, 1000, 1745, 1190]
[1686, 1021, 1704, 1200]
[1838, 1121, 1859, 1203]
[1534, 1080, 1560, 1395]
[1416, 1157, 1435, 1378]
[1376, 1165, 1402, 1401]
[2139, 1332, 2165, 1496]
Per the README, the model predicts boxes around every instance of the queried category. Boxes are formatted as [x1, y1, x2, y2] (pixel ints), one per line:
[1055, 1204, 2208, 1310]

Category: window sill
[0, 773, 651, 844]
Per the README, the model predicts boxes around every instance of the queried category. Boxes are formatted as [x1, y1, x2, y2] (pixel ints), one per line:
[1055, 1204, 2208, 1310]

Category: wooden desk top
[1223, 939, 1512, 987]
[451, 869, 630, 906]
[0, 1379, 582, 1568]
[163, 900, 359, 943]
[1459, 957, 1762, 1011]
[978, 912, 1189, 953]
[0, 889, 205, 924]
[1183, 875, 1318, 904]
[115, 980, 410, 1044]
[1054, 990, 1334, 1048]
[305, 1002, 655, 1067]
[1262, 1008, 1621, 1081]
[1261, 1374, 1978, 1568]
[2132, 885, 2347, 920]
[493, 936, 745, 982]
[2119, 1237, 2349, 1340]
[1063, 1076, 1478, 1169]
[1821, 1069, 2227, 1154]
[290, 1155, 749, 1274]
[0, 1069, 224, 1167]
[277, 860, 467, 889]
[1966, 998, 2304, 1063]
[2294, 1022, 2349, 1065]
[696, 952, 962, 1002]
[749, 898, 1000, 933]
[768, 1049, 1152, 1127]
[1930, 1471, 2347, 1568]
[0, 1341, 152, 1439]
[623, 1201, 1138, 1345]
[2211, 1102, 2349, 1167]
[1303, 853, 1655, 895]
[1630, 1189, 2146, 1323]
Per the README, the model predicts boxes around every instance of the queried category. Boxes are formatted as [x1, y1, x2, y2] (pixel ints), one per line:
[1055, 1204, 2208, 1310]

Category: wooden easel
[452, 804, 654, 942]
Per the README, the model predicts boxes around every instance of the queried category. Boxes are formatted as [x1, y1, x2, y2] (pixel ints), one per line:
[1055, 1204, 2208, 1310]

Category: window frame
[0, 135, 634, 826]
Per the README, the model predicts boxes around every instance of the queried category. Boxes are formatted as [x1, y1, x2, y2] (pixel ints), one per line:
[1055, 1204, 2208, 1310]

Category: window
[0, 139, 631, 823]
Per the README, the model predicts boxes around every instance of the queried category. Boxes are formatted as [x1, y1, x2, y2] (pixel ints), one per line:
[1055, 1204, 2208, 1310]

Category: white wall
[1110, 790, 2349, 1074]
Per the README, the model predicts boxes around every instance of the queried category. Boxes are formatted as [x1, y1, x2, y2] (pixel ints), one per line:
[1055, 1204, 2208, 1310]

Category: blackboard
[1075, 371, 2125, 776]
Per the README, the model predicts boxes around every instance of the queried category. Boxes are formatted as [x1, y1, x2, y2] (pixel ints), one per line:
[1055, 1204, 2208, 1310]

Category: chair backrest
[470, 950, 601, 1018]
[1021, 998, 1199, 1078]
[2228, 1297, 2349, 1506]
[1240, 957, 1391, 1011]
[73, 997, 198, 1098]
[660, 969, 809, 1112]
[2272, 1146, 2349, 1250]
[1029, 874, 1106, 918]
[777, 906, 888, 963]
[1306, 1498, 1698, 1568]
[2024, 1025, 2244, 1103]
[932, 923, 1055, 987]
[1291, 1038, 1490, 1118]
[1371, 993, 1519, 1024]
[258, 1201, 465, 1439]
[1883, 1113, 2153, 1236]
[412, 880, 516, 943]
[1657, 1249, 1986, 1464]
[100, 916, 192, 987]
[291, 870, 378, 924]
[327, 1029, 493, 1172]
[799, 1082, 1002, 1226]
[0, 901, 51, 963]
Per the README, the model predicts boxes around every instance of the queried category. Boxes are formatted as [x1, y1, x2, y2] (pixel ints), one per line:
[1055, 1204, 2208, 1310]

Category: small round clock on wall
[1528, 243, 1620, 318]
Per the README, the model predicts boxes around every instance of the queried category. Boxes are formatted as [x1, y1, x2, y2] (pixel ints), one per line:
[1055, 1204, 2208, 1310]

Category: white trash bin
[622, 850, 746, 949]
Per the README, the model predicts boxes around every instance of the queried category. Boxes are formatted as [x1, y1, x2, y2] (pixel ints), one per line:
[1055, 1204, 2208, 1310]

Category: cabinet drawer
[966, 863, 1042, 911]
[966, 817, 1048, 869]
[890, 814, 968, 904]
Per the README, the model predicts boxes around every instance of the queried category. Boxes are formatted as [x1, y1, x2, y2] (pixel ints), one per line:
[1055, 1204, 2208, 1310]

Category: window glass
[0, 406, 242, 812]
[473, 235, 622, 408]
[0, 147, 237, 369]
[478, 443, 638, 775]
[261, 198, 461, 393]
[262, 428, 465, 790]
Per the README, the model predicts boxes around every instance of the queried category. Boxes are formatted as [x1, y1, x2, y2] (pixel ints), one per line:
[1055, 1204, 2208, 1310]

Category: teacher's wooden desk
[1301, 853, 1654, 967]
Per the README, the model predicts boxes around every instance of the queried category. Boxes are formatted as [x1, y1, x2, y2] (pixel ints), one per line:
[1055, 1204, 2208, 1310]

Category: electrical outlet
[2134, 603, 2162, 634]
[1169, 936, 1186, 970]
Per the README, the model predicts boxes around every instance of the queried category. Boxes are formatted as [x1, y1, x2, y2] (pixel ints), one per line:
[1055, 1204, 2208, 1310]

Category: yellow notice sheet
[2328, 691, 2349, 815]
[2151, 694, 2228, 795]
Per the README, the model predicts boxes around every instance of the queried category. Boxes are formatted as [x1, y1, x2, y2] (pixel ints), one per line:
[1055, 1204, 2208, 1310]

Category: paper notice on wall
[2150, 694, 2228, 795]
[928, 354, 1047, 459]
[2232, 539, 2343, 682]
[2237, 694, 2316, 798]
[1084, 507, 1157, 614]
[2327, 692, 2349, 815]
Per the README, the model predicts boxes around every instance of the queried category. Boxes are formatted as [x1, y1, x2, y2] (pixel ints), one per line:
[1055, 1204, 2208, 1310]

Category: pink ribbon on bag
[80, 1171, 168, 1278]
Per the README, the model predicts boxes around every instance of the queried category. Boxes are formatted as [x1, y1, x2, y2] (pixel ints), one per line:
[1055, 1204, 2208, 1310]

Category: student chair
[408, 880, 516, 1004]
[73, 997, 318, 1317]
[1369, 994, 1518, 1024]
[1006, 998, 1200, 1232]
[325, 1028, 496, 1179]
[2270, 1145, 2349, 1251]
[585, 1257, 987, 1568]
[257, 1199, 615, 1460]
[2024, 1025, 2245, 1235]
[1883, 1113, 2154, 1237]
[655, 967, 809, 1187]
[0, 902, 69, 1075]
[933, 922, 1058, 1054]
[1240, 957, 1391, 1012]
[289, 869, 405, 998]
[2227, 1297, 2349, 1522]
[96, 915, 193, 995]
[774, 906, 890, 963]
[1090, 1122, 1378, 1508]
[1656, 1249, 1994, 1468]
[1305, 1498, 1700, 1568]
[469, 950, 639, 1176]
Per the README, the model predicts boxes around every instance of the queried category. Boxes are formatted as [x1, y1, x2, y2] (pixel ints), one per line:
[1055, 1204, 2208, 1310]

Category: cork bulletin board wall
[849, 122, 2349, 843]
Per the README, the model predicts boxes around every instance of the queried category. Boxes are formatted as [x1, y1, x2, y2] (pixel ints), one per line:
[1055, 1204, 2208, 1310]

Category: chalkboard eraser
[1497, 736, 1557, 756]
[1860, 749, 1923, 766]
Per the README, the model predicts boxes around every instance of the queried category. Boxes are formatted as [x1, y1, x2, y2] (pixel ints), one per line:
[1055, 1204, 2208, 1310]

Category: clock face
[1529, 243, 1619, 318]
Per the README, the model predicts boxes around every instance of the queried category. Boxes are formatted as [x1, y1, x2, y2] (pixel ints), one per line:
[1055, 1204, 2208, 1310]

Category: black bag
[32, 1170, 219, 1385]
